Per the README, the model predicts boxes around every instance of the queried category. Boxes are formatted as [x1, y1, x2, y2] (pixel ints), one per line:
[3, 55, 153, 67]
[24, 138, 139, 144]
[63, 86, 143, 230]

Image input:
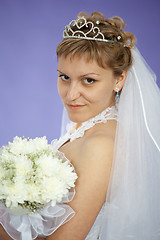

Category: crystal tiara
[63, 16, 125, 46]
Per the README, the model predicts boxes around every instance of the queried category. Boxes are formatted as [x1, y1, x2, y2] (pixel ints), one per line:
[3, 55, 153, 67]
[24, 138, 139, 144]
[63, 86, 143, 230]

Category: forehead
[57, 53, 111, 74]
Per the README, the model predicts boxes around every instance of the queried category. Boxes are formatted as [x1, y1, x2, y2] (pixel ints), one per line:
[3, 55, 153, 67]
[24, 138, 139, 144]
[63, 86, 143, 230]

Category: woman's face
[57, 54, 119, 124]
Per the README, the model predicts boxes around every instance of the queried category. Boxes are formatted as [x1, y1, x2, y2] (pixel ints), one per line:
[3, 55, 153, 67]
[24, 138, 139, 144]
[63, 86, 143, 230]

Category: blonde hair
[56, 12, 136, 76]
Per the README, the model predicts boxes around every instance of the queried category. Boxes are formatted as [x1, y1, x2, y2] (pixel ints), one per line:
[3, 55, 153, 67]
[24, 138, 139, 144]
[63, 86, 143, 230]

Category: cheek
[91, 86, 114, 105]
[57, 80, 65, 99]
[88, 88, 112, 102]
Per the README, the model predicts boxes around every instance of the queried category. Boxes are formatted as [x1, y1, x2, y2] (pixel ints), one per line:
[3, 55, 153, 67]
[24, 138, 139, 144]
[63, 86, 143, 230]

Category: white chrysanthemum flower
[0, 166, 5, 180]
[58, 161, 77, 187]
[25, 183, 42, 202]
[8, 136, 50, 156]
[14, 155, 32, 177]
[2, 181, 27, 207]
[37, 155, 61, 177]
[0, 136, 78, 214]
[41, 177, 68, 204]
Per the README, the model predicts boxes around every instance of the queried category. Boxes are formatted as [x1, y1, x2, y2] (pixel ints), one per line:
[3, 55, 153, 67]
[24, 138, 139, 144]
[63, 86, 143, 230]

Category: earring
[115, 87, 119, 97]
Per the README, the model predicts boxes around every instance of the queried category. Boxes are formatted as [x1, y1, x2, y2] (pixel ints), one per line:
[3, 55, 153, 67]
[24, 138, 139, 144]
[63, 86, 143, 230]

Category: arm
[0, 224, 12, 240]
[44, 133, 114, 240]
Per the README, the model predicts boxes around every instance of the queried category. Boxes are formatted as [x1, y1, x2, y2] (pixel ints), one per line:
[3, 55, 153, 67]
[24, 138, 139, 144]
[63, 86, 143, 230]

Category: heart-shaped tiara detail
[63, 16, 126, 46]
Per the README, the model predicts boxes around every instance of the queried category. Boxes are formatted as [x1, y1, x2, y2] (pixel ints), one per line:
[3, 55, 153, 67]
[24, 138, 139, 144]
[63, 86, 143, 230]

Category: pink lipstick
[67, 104, 85, 110]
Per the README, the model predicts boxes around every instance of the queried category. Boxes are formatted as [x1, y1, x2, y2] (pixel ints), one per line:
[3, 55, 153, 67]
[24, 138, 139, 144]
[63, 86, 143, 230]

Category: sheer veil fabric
[101, 48, 160, 240]
[61, 48, 160, 239]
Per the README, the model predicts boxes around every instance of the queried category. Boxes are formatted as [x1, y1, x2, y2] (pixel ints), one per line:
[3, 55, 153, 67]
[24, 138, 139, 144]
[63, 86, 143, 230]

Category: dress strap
[52, 105, 117, 150]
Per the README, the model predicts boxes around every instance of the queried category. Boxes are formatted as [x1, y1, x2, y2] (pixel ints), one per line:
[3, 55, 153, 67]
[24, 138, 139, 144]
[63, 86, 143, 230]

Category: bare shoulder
[78, 120, 117, 166]
[74, 120, 116, 196]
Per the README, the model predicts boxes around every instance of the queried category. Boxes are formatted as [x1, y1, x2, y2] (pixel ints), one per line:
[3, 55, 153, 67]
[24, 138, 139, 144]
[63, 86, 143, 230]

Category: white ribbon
[0, 197, 75, 240]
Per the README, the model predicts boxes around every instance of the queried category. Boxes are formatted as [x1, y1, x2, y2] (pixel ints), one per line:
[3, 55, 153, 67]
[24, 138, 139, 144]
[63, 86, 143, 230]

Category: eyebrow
[57, 69, 100, 77]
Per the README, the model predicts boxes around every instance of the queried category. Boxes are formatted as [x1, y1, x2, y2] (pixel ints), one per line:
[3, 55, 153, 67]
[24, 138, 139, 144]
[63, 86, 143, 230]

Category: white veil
[61, 47, 160, 239]
[101, 48, 160, 239]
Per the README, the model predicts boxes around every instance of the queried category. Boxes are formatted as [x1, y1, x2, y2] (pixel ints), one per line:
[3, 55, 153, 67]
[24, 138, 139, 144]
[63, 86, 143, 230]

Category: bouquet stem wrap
[0, 199, 75, 239]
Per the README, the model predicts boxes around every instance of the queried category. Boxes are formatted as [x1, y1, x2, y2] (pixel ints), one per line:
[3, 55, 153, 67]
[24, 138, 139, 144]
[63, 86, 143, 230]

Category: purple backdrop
[0, 0, 160, 147]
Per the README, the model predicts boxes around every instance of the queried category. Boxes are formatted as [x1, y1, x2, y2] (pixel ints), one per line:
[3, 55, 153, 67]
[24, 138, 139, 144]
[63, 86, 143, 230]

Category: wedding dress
[52, 105, 118, 240]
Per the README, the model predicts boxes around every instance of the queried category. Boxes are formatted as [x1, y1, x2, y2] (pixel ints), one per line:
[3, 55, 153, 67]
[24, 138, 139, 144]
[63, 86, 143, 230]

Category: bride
[0, 11, 160, 240]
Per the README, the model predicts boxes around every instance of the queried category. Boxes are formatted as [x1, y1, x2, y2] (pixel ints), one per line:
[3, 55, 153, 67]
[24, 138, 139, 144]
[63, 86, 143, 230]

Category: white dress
[52, 106, 117, 240]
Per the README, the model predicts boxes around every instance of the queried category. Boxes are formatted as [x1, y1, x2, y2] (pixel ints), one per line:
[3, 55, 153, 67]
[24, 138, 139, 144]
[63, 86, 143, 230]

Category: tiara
[63, 16, 125, 46]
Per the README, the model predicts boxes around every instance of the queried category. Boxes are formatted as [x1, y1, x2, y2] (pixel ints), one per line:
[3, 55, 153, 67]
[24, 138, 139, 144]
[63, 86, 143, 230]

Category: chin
[67, 113, 87, 123]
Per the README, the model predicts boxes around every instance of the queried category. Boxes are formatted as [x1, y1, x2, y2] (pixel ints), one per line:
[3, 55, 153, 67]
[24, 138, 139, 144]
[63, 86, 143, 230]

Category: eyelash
[84, 78, 96, 85]
[58, 74, 96, 85]
[59, 74, 70, 81]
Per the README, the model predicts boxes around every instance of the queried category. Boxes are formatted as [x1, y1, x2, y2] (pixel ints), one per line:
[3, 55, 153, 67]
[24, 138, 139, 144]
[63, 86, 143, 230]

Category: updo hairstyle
[56, 12, 136, 76]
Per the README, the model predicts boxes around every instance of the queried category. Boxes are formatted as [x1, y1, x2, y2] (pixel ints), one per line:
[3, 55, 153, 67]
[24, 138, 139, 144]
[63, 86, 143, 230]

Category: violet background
[0, 0, 160, 147]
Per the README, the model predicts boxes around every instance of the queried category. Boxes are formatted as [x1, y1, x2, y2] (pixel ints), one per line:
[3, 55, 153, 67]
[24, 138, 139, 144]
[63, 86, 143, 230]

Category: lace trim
[52, 106, 117, 150]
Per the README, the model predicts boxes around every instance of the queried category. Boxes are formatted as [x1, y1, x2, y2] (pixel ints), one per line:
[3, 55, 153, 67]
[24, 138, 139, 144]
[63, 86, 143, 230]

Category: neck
[75, 104, 116, 130]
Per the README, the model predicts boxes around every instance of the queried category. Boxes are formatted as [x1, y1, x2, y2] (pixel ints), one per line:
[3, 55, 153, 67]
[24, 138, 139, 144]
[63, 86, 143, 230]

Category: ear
[114, 70, 128, 92]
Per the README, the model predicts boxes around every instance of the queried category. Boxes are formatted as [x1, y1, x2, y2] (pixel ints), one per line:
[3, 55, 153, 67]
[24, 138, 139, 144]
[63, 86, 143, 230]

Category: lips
[67, 104, 85, 110]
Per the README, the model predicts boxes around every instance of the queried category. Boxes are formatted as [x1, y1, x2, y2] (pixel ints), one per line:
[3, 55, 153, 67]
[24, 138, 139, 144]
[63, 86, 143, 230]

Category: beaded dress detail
[52, 105, 117, 150]
[51, 105, 117, 240]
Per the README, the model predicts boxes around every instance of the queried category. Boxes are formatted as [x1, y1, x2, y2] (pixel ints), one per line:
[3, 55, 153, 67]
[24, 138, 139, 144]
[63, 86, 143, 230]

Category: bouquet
[0, 136, 77, 239]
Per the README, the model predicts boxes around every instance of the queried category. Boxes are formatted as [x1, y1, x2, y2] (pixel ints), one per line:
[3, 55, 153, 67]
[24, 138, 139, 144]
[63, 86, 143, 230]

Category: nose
[66, 81, 81, 101]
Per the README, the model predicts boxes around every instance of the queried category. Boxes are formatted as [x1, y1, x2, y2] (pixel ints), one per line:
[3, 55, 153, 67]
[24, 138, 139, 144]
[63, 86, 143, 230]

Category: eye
[83, 78, 96, 85]
[59, 74, 70, 81]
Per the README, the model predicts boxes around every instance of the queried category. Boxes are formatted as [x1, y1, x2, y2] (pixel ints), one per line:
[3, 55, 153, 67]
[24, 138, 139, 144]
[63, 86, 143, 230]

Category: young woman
[0, 12, 160, 240]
